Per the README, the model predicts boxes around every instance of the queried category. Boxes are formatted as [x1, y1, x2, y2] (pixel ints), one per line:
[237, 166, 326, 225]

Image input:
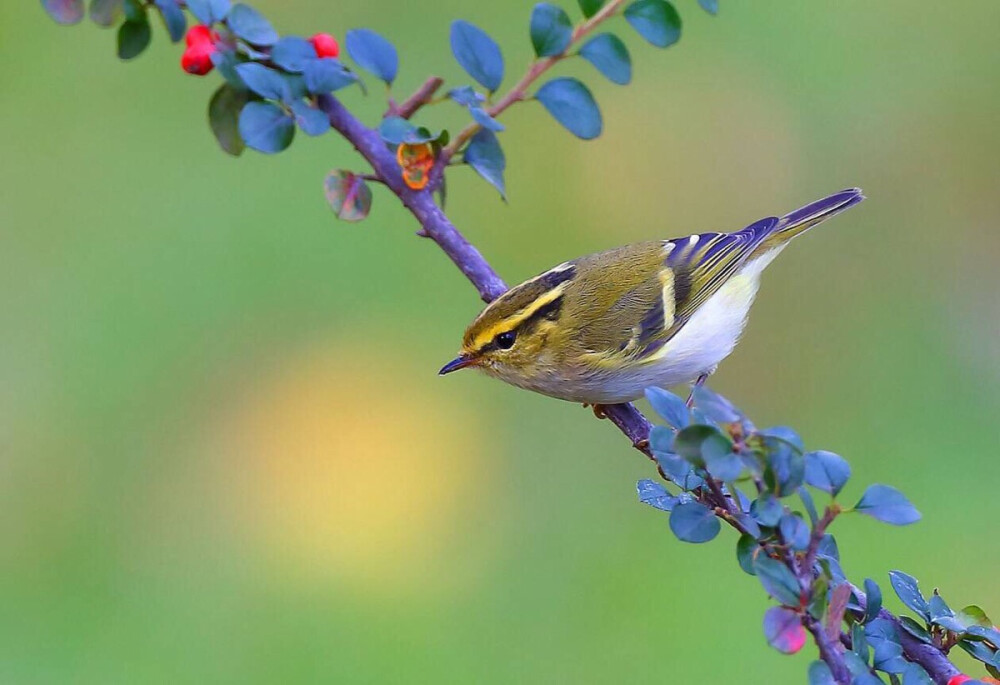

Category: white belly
[546, 248, 784, 403]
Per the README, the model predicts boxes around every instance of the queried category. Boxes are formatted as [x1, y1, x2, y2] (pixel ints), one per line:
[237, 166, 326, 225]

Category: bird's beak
[439, 354, 478, 375]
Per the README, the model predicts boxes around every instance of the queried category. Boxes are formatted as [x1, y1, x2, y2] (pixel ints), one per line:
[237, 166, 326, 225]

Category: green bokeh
[2, 1, 999, 682]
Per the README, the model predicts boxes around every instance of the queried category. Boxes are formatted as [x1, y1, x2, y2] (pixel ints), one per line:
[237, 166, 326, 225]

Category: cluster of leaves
[42, 0, 717, 221]
[636, 386, 996, 684]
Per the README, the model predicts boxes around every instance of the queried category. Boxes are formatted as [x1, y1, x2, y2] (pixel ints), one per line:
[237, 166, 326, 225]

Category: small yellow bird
[440, 189, 864, 405]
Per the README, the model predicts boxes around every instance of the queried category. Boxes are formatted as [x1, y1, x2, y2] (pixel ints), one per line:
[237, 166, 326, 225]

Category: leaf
[736, 533, 758, 575]
[186, 0, 230, 24]
[855, 485, 921, 525]
[636, 479, 676, 512]
[530, 3, 573, 57]
[752, 556, 801, 606]
[624, 0, 681, 48]
[898, 616, 932, 643]
[449, 20, 504, 92]
[226, 3, 277, 46]
[89, 0, 122, 27]
[807, 661, 836, 685]
[535, 77, 602, 140]
[799, 487, 819, 526]
[272, 36, 318, 72]
[238, 101, 294, 154]
[154, 0, 185, 42]
[448, 86, 485, 107]
[324, 170, 372, 222]
[866, 618, 907, 673]
[290, 100, 330, 136]
[464, 129, 506, 199]
[211, 50, 246, 89]
[235, 63, 291, 102]
[654, 449, 704, 491]
[668, 501, 720, 543]
[303, 58, 357, 94]
[958, 637, 998, 664]
[851, 622, 869, 661]
[765, 448, 805, 497]
[644, 387, 689, 429]
[579, 33, 631, 85]
[470, 107, 505, 132]
[703, 433, 742, 481]
[345, 28, 398, 85]
[864, 578, 883, 623]
[577, 0, 605, 17]
[698, 0, 718, 14]
[888, 570, 930, 621]
[779, 514, 810, 551]
[208, 83, 248, 155]
[900, 662, 933, 685]
[117, 19, 151, 60]
[763, 606, 806, 654]
[750, 493, 783, 527]
[43, 0, 85, 24]
[804, 450, 851, 497]
[692, 386, 741, 424]
[673, 424, 719, 465]
[957, 605, 993, 629]
[825, 583, 851, 642]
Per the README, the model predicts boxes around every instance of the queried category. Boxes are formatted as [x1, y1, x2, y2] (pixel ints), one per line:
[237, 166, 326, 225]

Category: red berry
[181, 43, 215, 75]
[185, 25, 216, 47]
[947, 676, 973, 685]
[310, 33, 340, 58]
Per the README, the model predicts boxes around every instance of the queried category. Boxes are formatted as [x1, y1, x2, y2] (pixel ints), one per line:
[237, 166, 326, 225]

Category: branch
[439, 0, 627, 164]
[386, 76, 445, 120]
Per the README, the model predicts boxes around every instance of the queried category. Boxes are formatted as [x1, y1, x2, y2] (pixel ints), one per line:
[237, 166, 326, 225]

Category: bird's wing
[628, 217, 779, 360]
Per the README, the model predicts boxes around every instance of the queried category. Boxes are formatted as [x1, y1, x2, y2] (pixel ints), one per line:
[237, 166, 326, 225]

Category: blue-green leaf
[750, 493, 783, 527]
[579, 33, 631, 85]
[703, 433, 741, 481]
[186, 0, 229, 25]
[448, 86, 485, 107]
[624, 0, 681, 48]
[644, 387, 689, 429]
[345, 28, 398, 85]
[864, 578, 883, 623]
[654, 449, 704, 491]
[530, 3, 573, 57]
[753, 556, 801, 606]
[636, 479, 676, 512]
[855, 485, 921, 525]
[901, 662, 933, 685]
[117, 19, 150, 60]
[154, 0, 185, 42]
[807, 661, 836, 685]
[290, 100, 330, 136]
[668, 501, 720, 543]
[692, 386, 742, 424]
[804, 450, 851, 497]
[698, 0, 718, 14]
[736, 533, 758, 575]
[235, 63, 291, 102]
[766, 449, 805, 497]
[238, 101, 294, 154]
[779, 513, 810, 551]
[464, 129, 506, 199]
[208, 83, 248, 156]
[865, 618, 907, 673]
[763, 606, 806, 654]
[888, 570, 930, 620]
[303, 58, 357, 94]
[43, 0, 85, 24]
[577, 0, 605, 18]
[226, 3, 277, 46]
[470, 107, 505, 132]
[449, 20, 504, 92]
[272, 36, 318, 72]
[324, 170, 372, 222]
[377, 117, 441, 145]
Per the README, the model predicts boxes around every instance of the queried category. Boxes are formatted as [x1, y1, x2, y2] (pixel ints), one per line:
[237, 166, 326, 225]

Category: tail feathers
[762, 187, 865, 250]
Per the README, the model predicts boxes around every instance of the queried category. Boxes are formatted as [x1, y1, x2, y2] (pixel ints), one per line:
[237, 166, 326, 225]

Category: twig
[386, 76, 445, 119]
[438, 0, 627, 165]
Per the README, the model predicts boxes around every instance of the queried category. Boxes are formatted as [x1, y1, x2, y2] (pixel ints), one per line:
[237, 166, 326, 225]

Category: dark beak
[439, 354, 477, 375]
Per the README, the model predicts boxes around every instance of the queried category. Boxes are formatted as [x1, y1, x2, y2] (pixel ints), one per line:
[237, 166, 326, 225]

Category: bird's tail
[760, 188, 865, 252]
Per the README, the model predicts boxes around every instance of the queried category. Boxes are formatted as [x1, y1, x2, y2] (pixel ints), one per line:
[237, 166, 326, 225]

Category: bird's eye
[494, 331, 516, 349]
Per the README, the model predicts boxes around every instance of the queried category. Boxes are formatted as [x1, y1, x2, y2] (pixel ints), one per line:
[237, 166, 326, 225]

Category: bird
[439, 188, 864, 407]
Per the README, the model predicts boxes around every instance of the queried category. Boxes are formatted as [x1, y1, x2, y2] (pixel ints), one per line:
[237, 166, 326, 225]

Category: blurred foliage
[3, 0, 1000, 682]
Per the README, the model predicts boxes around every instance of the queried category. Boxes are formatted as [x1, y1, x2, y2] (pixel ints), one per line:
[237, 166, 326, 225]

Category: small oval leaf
[579, 33, 631, 85]
[208, 83, 248, 155]
[272, 36, 318, 72]
[535, 77, 602, 140]
[530, 3, 573, 57]
[668, 501, 720, 543]
[449, 20, 504, 92]
[324, 170, 372, 222]
[186, 0, 229, 25]
[238, 101, 294, 154]
[577, 0, 605, 18]
[464, 128, 506, 199]
[624, 0, 682, 48]
[117, 19, 151, 60]
[43, 0, 85, 25]
[804, 450, 851, 497]
[290, 100, 330, 137]
[753, 556, 802, 606]
[154, 0, 185, 43]
[644, 387, 689, 429]
[855, 484, 921, 525]
[235, 62, 292, 101]
[763, 606, 806, 654]
[303, 58, 356, 94]
[345, 28, 398, 85]
[226, 3, 277, 46]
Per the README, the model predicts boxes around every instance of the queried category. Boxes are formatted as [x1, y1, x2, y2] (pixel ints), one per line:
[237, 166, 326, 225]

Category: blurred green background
[3, 0, 999, 682]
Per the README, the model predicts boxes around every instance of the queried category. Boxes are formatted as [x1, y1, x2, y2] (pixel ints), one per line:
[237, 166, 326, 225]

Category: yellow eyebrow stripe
[471, 283, 568, 349]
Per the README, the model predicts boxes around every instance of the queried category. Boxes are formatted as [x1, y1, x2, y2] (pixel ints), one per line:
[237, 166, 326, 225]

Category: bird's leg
[686, 373, 710, 408]
[583, 403, 609, 419]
